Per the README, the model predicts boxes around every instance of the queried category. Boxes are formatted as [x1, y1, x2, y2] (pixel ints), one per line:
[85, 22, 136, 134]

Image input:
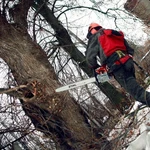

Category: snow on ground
[109, 85, 150, 150]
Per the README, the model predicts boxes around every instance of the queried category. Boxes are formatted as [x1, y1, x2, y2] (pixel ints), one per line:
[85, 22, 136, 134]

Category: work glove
[94, 66, 109, 83]
[95, 65, 107, 74]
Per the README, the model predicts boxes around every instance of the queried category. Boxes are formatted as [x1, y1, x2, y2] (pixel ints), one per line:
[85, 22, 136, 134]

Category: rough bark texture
[124, 0, 150, 26]
[0, 13, 110, 150]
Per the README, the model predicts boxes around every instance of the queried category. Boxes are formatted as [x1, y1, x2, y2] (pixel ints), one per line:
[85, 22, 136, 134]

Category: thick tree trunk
[0, 16, 111, 149]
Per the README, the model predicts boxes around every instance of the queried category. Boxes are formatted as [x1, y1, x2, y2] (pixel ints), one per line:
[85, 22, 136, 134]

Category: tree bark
[0, 14, 111, 149]
[124, 0, 150, 26]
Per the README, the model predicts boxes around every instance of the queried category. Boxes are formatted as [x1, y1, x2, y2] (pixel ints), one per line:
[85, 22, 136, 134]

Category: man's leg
[113, 59, 150, 106]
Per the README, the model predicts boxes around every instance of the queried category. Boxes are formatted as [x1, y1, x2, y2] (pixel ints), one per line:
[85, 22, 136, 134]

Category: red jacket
[86, 28, 134, 69]
[99, 29, 126, 57]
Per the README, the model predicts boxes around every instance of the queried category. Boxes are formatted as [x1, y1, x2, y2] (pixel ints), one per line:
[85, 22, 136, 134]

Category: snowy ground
[109, 85, 150, 150]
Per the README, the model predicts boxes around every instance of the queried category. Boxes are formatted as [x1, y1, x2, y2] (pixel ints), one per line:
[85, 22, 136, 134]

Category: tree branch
[0, 85, 27, 95]
[9, 0, 34, 29]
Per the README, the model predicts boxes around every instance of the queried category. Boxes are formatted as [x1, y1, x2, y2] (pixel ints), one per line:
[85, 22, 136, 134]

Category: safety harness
[106, 50, 132, 72]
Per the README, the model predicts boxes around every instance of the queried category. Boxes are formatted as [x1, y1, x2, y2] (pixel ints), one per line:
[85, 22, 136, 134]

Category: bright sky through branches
[57, 0, 148, 45]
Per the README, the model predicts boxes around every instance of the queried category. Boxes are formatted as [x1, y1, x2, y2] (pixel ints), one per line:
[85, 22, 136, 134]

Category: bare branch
[9, 0, 34, 29]
[0, 85, 27, 95]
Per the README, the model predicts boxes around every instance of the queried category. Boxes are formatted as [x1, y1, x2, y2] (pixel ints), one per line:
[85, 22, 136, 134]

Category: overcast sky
[58, 0, 149, 46]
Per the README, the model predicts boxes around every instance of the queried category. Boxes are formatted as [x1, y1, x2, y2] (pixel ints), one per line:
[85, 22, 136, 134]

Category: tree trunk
[124, 0, 150, 26]
[0, 15, 111, 149]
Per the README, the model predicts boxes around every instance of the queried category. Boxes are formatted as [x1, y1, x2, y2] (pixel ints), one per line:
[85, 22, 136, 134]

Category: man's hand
[95, 66, 107, 74]
[94, 65, 109, 83]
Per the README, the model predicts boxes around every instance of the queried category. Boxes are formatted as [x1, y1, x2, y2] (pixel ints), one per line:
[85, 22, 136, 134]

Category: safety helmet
[87, 23, 102, 39]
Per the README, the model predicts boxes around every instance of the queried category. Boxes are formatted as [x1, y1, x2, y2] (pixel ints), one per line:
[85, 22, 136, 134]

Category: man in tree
[86, 23, 150, 106]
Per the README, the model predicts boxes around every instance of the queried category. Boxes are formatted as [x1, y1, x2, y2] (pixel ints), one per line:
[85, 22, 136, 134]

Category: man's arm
[85, 35, 100, 69]
[124, 39, 134, 56]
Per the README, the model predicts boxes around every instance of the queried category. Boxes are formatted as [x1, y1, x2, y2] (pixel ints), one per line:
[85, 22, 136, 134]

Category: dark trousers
[112, 59, 150, 106]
